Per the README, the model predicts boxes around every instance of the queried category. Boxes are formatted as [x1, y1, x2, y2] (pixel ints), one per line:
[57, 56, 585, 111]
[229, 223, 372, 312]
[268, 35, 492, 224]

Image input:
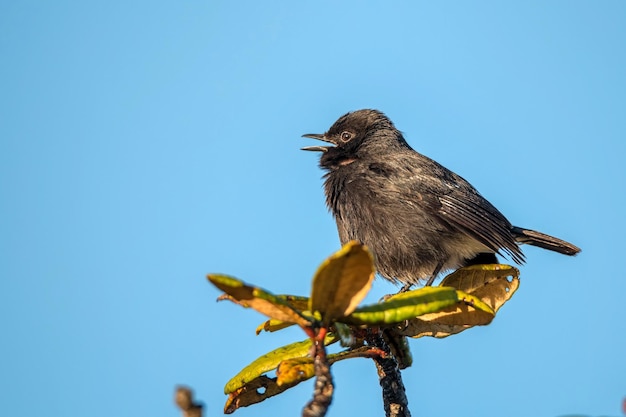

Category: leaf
[255, 319, 295, 335]
[275, 357, 316, 386]
[275, 294, 310, 312]
[224, 335, 337, 394]
[441, 264, 520, 313]
[454, 290, 495, 317]
[276, 346, 387, 386]
[225, 346, 386, 413]
[253, 295, 313, 334]
[310, 241, 375, 324]
[403, 291, 492, 327]
[224, 375, 290, 414]
[395, 319, 473, 339]
[395, 264, 519, 338]
[208, 274, 311, 327]
[393, 304, 489, 339]
[343, 286, 460, 325]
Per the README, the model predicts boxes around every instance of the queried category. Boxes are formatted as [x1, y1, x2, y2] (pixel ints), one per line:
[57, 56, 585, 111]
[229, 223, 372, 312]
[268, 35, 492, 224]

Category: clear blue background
[1, 2, 624, 417]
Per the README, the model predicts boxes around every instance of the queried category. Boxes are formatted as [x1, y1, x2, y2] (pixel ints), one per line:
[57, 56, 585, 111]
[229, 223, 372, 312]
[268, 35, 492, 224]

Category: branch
[366, 331, 411, 417]
[174, 386, 203, 417]
[302, 336, 334, 417]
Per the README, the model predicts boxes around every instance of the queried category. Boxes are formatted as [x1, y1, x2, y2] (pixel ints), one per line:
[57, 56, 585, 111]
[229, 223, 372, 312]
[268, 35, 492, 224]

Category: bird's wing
[437, 190, 525, 264]
[391, 153, 525, 264]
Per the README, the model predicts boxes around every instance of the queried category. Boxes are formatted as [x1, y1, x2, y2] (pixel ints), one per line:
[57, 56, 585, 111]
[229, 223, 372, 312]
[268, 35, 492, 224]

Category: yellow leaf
[276, 358, 316, 386]
[275, 295, 310, 312]
[277, 346, 387, 386]
[208, 274, 311, 327]
[396, 264, 519, 338]
[441, 264, 520, 313]
[393, 302, 491, 339]
[310, 241, 375, 324]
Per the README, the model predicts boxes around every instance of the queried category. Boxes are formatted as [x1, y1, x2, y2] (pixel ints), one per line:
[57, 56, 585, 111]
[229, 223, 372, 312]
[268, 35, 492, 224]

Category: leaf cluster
[207, 241, 519, 414]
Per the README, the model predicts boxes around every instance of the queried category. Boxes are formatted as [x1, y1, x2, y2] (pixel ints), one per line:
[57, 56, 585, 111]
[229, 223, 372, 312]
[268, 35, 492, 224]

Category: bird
[302, 109, 580, 289]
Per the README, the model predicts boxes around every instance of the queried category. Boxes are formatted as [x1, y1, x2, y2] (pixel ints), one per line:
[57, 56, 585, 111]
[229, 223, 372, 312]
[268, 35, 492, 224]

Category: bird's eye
[340, 131, 353, 142]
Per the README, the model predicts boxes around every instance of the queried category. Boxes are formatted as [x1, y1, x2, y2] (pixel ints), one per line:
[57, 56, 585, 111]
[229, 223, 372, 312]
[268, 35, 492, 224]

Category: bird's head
[302, 109, 410, 170]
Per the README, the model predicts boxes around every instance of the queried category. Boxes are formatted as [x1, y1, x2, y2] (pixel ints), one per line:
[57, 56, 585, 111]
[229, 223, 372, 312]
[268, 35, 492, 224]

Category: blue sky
[1, 2, 625, 417]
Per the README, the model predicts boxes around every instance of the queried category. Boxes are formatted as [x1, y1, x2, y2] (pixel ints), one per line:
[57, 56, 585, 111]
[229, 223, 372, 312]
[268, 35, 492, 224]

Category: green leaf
[224, 345, 385, 413]
[224, 335, 337, 394]
[400, 290, 494, 330]
[208, 274, 312, 327]
[394, 302, 490, 339]
[455, 290, 495, 317]
[274, 294, 310, 312]
[343, 286, 460, 325]
[310, 241, 375, 324]
[394, 264, 519, 339]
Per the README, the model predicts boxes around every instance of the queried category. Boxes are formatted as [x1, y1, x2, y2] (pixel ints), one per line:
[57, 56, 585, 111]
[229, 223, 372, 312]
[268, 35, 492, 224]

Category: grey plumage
[302, 109, 580, 287]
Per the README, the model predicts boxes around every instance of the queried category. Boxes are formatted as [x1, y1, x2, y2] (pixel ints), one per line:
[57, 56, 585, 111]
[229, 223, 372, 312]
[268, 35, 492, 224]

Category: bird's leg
[424, 261, 445, 287]
[400, 260, 446, 291]
[398, 283, 413, 293]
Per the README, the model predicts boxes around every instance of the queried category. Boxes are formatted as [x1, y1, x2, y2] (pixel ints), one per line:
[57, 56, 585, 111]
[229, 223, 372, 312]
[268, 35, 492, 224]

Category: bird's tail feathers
[511, 226, 581, 256]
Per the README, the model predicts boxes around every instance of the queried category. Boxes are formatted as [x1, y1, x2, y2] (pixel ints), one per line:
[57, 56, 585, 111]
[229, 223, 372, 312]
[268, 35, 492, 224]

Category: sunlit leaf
[394, 320, 472, 339]
[208, 274, 311, 327]
[441, 264, 520, 313]
[395, 265, 519, 338]
[255, 319, 295, 335]
[224, 335, 337, 394]
[275, 294, 310, 312]
[253, 297, 311, 335]
[275, 357, 316, 386]
[224, 345, 385, 413]
[276, 346, 387, 386]
[310, 241, 375, 324]
[343, 286, 460, 325]
[407, 300, 493, 338]
[455, 290, 495, 316]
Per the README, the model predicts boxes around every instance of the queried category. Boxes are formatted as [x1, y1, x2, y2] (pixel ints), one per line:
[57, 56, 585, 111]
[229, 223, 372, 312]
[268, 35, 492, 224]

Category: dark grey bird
[302, 109, 580, 288]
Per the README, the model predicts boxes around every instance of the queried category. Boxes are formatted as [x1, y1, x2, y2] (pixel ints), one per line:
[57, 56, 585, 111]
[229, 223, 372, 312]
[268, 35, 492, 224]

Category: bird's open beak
[301, 133, 335, 152]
